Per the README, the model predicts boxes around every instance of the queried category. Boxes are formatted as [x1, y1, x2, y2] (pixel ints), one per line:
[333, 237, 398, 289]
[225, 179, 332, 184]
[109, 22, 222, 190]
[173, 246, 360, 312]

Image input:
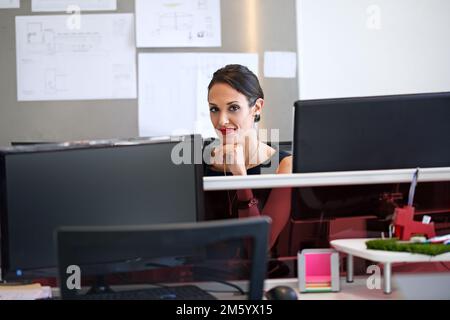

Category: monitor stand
[86, 276, 114, 295]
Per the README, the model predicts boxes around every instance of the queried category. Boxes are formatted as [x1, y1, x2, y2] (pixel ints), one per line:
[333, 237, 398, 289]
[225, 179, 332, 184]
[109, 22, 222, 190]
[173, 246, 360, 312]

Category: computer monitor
[0, 135, 204, 280]
[291, 93, 450, 221]
[56, 217, 270, 300]
[10, 142, 55, 147]
[293, 92, 450, 173]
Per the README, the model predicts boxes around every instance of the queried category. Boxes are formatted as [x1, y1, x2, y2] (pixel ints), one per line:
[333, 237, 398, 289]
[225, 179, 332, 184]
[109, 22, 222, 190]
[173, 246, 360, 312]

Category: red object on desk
[393, 205, 436, 240]
[304, 253, 332, 284]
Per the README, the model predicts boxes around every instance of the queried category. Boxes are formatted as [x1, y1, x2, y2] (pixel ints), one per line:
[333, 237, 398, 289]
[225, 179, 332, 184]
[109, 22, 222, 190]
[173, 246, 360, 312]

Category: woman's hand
[212, 143, 247, 176]
[211, 128, 259, 176]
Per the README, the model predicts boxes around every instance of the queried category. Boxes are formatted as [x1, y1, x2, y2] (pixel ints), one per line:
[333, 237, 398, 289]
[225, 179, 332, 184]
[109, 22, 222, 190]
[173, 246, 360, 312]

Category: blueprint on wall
[16, 14, 137, 101]
[135, 0, 221, 48]
[32, 0, 116, 12]
[0, 0, 20, 9]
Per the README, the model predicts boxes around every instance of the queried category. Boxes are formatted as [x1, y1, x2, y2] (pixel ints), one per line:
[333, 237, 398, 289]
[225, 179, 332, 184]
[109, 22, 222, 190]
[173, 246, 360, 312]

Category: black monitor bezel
[0, 135, 204, 281]
[293, 91, 450, 173]
[56, 217, 270, 300]
[291, 92, 450, 221]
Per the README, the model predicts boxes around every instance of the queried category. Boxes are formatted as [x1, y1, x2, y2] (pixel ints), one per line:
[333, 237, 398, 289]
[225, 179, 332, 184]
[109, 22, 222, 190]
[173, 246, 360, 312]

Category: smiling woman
[203, 64, 293, 253]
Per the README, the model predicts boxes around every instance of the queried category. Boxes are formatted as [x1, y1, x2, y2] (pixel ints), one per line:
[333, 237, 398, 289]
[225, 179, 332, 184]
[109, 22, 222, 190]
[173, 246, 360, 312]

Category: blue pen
[407, 168, 419, 207]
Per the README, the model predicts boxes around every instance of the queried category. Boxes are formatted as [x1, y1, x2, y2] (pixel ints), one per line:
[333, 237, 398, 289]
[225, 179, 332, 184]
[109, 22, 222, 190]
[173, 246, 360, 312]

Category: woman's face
[208, 83, 262, 144]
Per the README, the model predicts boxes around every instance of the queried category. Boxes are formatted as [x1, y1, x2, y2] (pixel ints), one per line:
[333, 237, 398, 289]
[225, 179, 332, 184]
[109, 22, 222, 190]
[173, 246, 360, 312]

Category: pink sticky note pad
[304, 253, 332, 283]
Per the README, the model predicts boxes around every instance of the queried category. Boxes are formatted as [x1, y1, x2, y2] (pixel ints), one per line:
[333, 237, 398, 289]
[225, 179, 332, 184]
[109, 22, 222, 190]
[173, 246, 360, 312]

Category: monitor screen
[291, 93, 450, 221]
[56, 217, 270, 300]
[0, 135, 204, 280]
[293, 92, 450, 173]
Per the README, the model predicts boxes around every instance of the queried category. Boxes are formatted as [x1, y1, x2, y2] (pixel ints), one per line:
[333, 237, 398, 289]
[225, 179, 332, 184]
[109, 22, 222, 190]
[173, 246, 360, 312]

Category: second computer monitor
[291, 93, 450, 221]
[293, 92, 450, 173]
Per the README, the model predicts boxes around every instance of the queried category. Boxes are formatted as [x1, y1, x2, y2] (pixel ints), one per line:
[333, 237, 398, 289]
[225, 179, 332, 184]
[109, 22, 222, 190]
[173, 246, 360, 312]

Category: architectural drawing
[16, 14, 137, 101]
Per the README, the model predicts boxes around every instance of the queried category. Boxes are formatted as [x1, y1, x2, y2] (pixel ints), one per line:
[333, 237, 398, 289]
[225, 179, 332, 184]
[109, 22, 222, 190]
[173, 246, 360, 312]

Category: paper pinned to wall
[135, 0, 221, 48]
[32, 0, 116, 12]
[16, 14, 137, 101]
[0, 0, 20, 9]
[264, 51, 297, 79]
[138, 53, 258, 138]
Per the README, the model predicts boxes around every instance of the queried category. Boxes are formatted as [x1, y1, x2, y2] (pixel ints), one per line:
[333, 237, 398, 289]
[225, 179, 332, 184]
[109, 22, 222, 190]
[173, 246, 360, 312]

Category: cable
[115, 263, 247, 295]
[192, 265, 247, 295]
[205, 279, 246, 295]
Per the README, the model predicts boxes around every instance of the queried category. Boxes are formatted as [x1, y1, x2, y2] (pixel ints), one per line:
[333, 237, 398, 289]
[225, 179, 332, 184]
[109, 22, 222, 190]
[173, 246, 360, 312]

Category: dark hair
[208, 64, 264, 123]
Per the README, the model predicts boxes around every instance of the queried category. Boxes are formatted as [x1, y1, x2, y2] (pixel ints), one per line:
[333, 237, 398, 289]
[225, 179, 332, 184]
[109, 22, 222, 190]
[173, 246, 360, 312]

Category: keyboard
[78, 285, 217, 300]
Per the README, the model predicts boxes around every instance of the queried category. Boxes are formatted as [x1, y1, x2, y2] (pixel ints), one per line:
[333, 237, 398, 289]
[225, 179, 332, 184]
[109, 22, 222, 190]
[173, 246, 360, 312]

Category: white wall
[297, 0, 450, 99]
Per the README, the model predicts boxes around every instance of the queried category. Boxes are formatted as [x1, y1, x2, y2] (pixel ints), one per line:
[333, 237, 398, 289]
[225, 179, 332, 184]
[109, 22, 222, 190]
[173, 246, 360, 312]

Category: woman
[204, 64, 292, 251]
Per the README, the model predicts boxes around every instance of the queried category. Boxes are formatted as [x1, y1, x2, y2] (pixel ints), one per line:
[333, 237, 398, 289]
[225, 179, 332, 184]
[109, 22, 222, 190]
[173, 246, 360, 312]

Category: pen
[407, 168, 419, 207]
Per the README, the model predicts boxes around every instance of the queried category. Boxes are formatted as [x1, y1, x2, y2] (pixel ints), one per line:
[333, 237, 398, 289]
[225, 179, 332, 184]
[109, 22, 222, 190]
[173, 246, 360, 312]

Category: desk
[50, 277, 396, 300]
[202, 277, 405, 300]
[330, 238, 450, 294]
[47, 274, 449, 300]
[264, 277, 402, 300]
[265, 273, 450, 299]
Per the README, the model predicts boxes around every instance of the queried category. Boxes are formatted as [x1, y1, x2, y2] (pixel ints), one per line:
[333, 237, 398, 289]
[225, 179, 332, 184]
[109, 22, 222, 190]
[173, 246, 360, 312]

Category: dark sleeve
[236, 188, 292, 249]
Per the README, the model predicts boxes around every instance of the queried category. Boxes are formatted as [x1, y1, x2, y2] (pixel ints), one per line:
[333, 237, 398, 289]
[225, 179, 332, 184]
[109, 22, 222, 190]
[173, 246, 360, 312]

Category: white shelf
[203, 167, 450, 191]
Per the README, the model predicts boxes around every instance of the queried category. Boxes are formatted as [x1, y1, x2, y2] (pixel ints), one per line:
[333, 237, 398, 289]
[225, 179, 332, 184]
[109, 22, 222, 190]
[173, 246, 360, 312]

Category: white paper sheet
[264, 51, 297, 79]
[32, 0, 116, 12]
[0, 0, 20, 9]
[138, 53, 258, 138]
[0, 284, 52, 300]
[135, 0, 221, 48]
[16, 14, 137, 101]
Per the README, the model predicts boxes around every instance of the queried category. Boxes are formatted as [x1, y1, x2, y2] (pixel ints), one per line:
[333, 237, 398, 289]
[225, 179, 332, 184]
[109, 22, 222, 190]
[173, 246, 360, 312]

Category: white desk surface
[264, 277, 401, 300]
[210, 274, 450, 300]
[330, 238, 450, 263]
[207, 277, 404, 300]
[44, 277, 407, 300]
[264, 273, 450, 300]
